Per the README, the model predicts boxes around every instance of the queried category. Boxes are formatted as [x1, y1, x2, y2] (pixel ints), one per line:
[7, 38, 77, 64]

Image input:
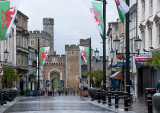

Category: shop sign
[135, 52, 152, 65]
[117, 62, 126, 67]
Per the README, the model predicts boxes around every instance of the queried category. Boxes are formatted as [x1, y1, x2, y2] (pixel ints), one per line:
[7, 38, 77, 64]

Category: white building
[137, 0, 160, 97]
[0, 21, 17, 68]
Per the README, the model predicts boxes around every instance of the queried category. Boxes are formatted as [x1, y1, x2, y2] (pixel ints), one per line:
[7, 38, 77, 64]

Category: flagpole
[89, 37, 91, 87]
[102, 0, 106, 104]
[38, 38, 40, 90]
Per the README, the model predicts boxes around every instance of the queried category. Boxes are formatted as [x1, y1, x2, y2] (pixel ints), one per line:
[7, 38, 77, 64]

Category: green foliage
[25, 88, 30, 91]
[29, 74, 36, 78]
[0, 67, 19, 88]
[86, 70, 103, 88]
[146, 51, 160, 68]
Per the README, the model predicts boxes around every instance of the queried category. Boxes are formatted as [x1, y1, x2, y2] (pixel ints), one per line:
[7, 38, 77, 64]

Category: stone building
[43, 18, 54, 51]
[43, 45, 81, 92]
[138, 0, 160, 97]
[28, 18, 53, 89]
[27, 46, 37, 90]
[16, 10, 29, 90]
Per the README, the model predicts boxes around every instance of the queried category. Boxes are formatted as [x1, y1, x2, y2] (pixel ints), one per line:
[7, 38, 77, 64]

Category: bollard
[108, 91, 111, 106]
[9, 90, 12, 102]
[102, 89, 106, 104]
[98, 90, 101, 103]
[147, 94, 152, 113]
[115, 91, 119, 108]
[1, 91, 4, 105]
[4, 91, 7, 104]
[128, 97, 131, 106]
[91, 89, 94, 101]
[124, 92, 128, 111]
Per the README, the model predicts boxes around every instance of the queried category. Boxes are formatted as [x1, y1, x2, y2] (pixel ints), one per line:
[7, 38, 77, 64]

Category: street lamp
[94, 48, 99, 62]
[113, 36, 142, 55]
[110, 50, 114, 60]
[113, 36, 120, 54]
[135, 36, 142, 55]
[113, 34, 142, 107]
[4, 49, 9, 63]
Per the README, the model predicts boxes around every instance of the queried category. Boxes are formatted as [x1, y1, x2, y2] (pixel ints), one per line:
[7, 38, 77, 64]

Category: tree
[0, 67, 19, 88]
[86, 70, 103, 88]
[146, 51, 160, 68]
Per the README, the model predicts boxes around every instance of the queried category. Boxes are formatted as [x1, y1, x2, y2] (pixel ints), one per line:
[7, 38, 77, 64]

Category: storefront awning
[110, 70, 123, 80]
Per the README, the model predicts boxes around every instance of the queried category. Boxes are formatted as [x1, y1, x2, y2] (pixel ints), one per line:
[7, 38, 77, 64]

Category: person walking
[157, 80, 160, 93]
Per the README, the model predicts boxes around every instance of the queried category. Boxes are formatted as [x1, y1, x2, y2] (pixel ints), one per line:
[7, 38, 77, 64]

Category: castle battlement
[29, 30, 51, 40]
[80, 38, 90, 46]
[65, 45, 79, 51]
[43, 18, 54, 25]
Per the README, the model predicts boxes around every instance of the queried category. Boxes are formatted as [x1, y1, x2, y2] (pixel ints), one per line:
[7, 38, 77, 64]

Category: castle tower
[43, 18, 54, 51]
[65, 45, 81, 91]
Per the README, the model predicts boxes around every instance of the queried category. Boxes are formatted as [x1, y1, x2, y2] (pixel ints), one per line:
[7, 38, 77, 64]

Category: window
[149, 0, 153, 15]
[141, 32, 145, 49]
[149, 28, 152, 47]
[142, 0, 145, 20]
[31, 40, 34, 46]
[158, 0, 160, 11]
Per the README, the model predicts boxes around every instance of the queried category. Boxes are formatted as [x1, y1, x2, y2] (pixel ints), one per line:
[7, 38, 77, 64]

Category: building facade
[16, 10, 29, 90]
[27, 46, 37, 90]
[138, 0, 160, 97]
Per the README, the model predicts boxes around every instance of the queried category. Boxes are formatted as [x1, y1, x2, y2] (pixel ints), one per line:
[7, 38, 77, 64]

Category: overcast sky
[19, 0, 118, 56]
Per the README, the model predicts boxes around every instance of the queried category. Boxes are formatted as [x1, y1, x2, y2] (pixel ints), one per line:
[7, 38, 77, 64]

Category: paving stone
[4, 96, 116, 113]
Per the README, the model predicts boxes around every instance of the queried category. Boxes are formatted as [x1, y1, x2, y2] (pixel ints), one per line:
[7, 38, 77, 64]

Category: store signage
[117, 62, 126, 67]
[46, 80, 49, 87]
[135, 52, 152, 65]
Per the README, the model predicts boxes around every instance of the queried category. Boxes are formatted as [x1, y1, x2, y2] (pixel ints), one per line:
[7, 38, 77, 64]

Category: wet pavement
[3, 96, 117, 113]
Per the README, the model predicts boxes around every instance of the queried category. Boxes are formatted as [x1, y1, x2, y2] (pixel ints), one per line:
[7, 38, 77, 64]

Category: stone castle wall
[29, 30, 51, 50]
[65, 45, 80, 91]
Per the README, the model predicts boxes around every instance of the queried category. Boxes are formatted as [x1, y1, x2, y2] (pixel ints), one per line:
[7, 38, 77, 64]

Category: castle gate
[50, 70, 60, 91]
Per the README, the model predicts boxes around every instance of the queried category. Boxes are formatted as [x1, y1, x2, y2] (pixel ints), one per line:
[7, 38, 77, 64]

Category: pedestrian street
[3, 96, 135, 113]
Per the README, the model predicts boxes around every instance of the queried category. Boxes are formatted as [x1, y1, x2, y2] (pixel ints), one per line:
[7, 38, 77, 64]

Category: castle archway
[50, 70, 60, 91]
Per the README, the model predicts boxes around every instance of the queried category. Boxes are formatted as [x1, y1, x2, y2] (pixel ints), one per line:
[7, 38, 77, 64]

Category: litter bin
[145, 88, 156, 103]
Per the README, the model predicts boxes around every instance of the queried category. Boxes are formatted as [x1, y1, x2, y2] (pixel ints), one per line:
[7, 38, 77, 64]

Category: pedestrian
[157, 80, 160, 93]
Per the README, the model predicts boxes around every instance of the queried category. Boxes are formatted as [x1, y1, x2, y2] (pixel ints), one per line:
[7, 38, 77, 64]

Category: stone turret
[43, 18, 54, 51]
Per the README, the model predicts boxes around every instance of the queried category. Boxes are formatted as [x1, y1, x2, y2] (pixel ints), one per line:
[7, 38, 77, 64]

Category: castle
[29, 18, 91, 91]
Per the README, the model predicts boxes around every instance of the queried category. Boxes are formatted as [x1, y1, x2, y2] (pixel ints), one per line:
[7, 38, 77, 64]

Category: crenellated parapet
[43, 18, 54, 25]
[80, 38, 90, 46]
[29, 30, 51, 40]
[65, 45, 79, 51]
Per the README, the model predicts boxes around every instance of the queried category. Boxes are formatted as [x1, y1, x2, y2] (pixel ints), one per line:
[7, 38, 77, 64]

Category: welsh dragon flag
[39, 46, 50, 66]
[115, 0, 129, 24]
[83, 0, 104, 39]
[0, 0, 20, 40]
[79, 46, 89, 65]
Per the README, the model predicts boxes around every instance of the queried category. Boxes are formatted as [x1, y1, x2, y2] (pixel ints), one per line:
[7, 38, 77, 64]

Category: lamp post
[113, 35, 142, 106]
[4, 49, 9, 63]
[94, 48, 99, 62]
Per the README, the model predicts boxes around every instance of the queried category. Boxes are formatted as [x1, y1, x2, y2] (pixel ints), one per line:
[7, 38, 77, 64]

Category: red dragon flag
[39, 46, 50, 66]
[79, 46, 89, 65]
[0, 0, 20, 40]
[82, 0, 104, 39]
